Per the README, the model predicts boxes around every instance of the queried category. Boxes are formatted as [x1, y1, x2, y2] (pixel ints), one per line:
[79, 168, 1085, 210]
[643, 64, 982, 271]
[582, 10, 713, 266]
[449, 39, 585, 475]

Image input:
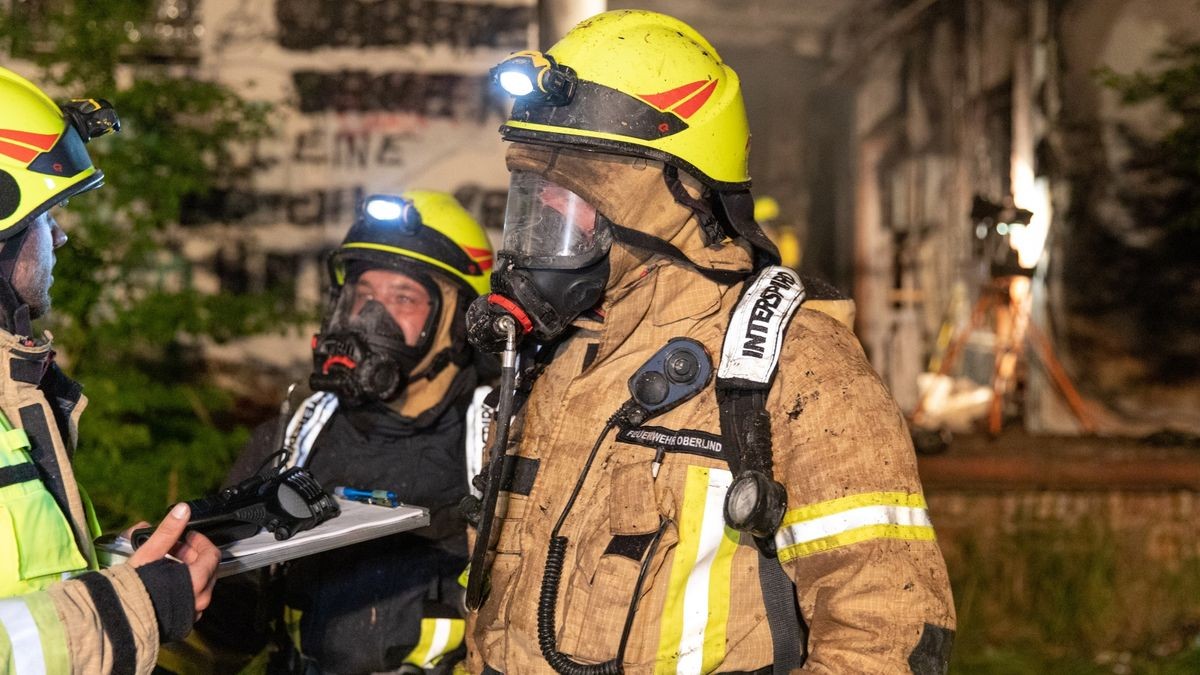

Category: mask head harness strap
[0, 227, 33, 336]
[662, 165, 723, 245]
[714, 189, 782, 271]
[617, 164, 773, 283]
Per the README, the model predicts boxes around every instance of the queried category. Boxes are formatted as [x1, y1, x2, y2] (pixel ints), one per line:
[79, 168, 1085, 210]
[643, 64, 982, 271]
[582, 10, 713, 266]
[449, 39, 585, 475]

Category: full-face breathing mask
[467, 171, 612, 350]
[310, 270, 439, 405]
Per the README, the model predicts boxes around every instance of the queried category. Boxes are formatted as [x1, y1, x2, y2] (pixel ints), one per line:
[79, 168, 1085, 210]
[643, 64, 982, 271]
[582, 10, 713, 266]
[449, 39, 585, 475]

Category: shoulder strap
[716, 265, 808, 673]
[464, 385, 494, 500]
[283, 392, 340, 469]
[717, 266, 806, 390]
[716, 265, 806, 479]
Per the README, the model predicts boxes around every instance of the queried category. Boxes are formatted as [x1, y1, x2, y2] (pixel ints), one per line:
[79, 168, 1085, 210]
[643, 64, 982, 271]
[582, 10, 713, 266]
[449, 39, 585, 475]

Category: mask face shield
[310, 263, 441, 405]
[501, 171, 612, 270]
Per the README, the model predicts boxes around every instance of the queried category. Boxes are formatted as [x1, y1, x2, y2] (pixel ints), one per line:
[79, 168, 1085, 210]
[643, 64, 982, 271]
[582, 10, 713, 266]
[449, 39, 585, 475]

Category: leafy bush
[1, 0, 298, 528]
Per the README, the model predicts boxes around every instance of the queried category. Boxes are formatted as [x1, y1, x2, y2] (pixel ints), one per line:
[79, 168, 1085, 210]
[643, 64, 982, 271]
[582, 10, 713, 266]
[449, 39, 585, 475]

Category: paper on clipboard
[97, 499, 429, 578]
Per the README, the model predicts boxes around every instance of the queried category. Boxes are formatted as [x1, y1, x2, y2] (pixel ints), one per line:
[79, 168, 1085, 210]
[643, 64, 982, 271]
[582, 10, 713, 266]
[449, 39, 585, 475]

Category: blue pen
[333, 486, 401, 508]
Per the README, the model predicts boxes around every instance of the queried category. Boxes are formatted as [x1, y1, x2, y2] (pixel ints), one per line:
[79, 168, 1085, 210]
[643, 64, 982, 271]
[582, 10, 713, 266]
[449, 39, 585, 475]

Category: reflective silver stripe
[776, 504, 933, 548]
[0, 598, 47, 675]
[464, 386, 493, 499]
[285, 392, 340, 469]
[424, 618, 453, 667]
[677, 468, 733, 674]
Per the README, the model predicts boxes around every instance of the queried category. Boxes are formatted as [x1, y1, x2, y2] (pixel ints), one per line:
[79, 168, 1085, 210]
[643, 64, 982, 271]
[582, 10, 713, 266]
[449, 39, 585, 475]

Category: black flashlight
[61, 98, 120, 143]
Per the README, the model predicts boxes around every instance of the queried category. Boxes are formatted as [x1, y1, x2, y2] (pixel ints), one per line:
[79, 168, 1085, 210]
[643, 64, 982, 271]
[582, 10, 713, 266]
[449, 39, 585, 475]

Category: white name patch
[718, 266, 805, 387]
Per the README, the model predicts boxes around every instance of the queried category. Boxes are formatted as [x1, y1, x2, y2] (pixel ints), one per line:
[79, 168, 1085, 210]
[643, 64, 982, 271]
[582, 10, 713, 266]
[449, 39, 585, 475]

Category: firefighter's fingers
[129, 503, 190, 566]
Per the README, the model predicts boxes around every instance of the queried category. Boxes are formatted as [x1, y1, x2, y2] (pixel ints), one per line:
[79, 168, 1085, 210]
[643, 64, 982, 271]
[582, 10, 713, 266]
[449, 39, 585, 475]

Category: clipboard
[97, 499, 429, 578]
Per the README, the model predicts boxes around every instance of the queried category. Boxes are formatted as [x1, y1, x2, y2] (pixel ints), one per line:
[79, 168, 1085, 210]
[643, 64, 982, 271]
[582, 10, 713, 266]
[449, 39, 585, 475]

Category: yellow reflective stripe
[341, 242, 473, 286]
[777, 524, 937, 562]
[0, 429, 29, 453]
[779, 491, 927, 528]
[655, 466, 738, 675]
[283, 605, 303, 652]
[701, 520, 739, 674]
[775, 492, 935, 563]
[404, 617, 465, 668]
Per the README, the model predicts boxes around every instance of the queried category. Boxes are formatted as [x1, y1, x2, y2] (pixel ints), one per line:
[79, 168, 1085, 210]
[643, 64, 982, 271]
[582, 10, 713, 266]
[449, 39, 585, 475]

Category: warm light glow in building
[1010, 164, 1052, 269]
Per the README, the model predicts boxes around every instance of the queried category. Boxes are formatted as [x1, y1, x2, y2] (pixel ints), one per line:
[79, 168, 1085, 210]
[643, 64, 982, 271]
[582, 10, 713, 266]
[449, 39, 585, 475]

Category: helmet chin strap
[608, 223, 747, 285]
[0, 228, 33, 337]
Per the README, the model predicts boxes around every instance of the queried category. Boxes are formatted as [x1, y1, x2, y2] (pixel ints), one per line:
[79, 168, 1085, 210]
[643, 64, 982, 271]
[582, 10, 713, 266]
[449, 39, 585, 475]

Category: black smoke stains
[275, 0, 530, 51]
[291, 70, 508, 120]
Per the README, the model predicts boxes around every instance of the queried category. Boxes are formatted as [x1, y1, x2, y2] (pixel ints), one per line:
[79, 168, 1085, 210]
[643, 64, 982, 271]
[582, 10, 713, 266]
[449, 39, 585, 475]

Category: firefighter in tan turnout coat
[463, 10, 955, 675]
[0, 66, 219, 674]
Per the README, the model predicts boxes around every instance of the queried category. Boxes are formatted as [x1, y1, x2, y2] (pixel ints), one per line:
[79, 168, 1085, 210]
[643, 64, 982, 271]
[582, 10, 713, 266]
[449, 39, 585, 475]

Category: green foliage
[1097, 41, 1200, 236]
[1068, 40, 1200, 383]
[1, 1, 298, 528]
[946, 521, 1200, 674]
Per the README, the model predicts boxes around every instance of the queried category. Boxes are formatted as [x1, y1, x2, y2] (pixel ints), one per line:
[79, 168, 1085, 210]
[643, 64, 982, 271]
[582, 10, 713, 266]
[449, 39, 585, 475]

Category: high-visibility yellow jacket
[0, 329, 192, 674]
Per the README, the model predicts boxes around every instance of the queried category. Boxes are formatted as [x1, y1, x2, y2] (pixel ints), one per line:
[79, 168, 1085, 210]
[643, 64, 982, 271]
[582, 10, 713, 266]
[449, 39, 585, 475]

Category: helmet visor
[500, 171, 611, 269]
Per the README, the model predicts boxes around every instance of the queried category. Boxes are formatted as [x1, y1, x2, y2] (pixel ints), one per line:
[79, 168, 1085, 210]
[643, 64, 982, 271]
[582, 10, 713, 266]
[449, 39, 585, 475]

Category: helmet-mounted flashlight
[491, 50, 577, 106]
[60, 98, 120, 143]
[362, 194, 422, 233]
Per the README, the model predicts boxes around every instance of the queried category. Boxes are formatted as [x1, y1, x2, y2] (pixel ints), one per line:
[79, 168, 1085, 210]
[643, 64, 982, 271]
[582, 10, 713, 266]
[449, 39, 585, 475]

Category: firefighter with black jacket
[176, 191, 494, 675]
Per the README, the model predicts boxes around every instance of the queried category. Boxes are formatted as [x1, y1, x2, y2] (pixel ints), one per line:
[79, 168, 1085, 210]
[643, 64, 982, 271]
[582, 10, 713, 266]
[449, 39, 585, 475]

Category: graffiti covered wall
[190, 0, 531, 375]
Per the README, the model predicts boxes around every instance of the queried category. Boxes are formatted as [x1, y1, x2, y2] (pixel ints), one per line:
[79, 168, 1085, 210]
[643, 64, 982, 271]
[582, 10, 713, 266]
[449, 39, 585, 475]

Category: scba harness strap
[717, 265, 808, 673]
[717, 266, 805, 529]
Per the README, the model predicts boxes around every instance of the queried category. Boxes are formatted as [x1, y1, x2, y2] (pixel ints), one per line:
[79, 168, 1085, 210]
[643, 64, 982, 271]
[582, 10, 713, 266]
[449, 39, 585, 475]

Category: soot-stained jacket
[190, 387, 477, 675]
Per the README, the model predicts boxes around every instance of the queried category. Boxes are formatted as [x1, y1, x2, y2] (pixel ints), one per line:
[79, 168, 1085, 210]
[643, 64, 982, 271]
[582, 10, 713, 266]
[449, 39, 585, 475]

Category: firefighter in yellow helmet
[463, 10, 955, 674]
[179, 191, 494, 674]
[0, 66, 220, 673]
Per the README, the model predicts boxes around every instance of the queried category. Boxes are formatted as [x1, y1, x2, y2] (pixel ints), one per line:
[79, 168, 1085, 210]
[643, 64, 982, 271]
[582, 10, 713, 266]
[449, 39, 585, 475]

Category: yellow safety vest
[0, 408, 89, 597]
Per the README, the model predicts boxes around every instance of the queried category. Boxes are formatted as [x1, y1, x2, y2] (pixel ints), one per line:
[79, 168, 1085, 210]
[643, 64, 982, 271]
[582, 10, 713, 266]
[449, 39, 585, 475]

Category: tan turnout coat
[468, 143, 955, 674]
[468, 263, 955, 674]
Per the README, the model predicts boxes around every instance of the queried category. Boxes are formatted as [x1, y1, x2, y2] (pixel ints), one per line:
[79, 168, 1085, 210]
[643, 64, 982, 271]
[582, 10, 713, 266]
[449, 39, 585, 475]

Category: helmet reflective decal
[0, 129, 59, 148]
[0, 129, 58, 163]
[463, 245, 493, 271]
[637, 79, 718, 119]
